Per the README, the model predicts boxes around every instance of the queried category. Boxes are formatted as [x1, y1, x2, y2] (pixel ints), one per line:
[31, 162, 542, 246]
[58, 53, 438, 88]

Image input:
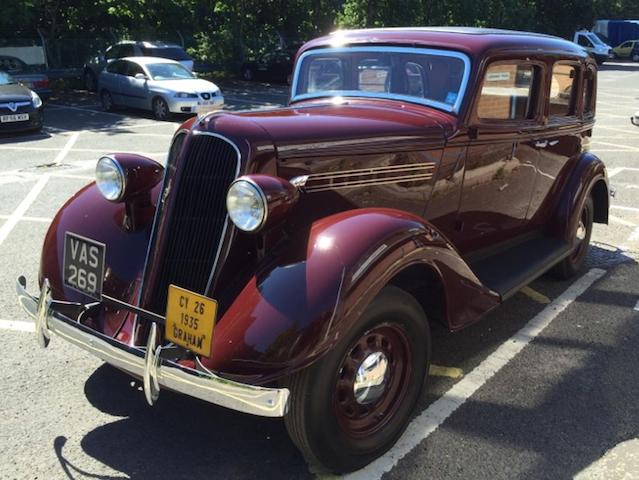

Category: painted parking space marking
[609, 215, 637, 227]
[520, 286, 551, 304]
[0, 175, 49, 247]
[0, 214, 52, 223]
[342, 268, 606, 480]
[429, 365, 464, 379]
[612, 205, 639, 213]
[54, 131, 80, 165]
[0, 320, 35, 333]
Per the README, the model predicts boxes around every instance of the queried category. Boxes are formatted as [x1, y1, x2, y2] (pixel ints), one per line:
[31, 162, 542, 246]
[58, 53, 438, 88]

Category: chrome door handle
[534, 140, 548, 148]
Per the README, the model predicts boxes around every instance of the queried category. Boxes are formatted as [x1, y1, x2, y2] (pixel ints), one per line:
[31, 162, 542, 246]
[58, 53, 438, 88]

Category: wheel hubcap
[354, 352, 389, 404]
[334, 325, 411, 438]
[576, 219, 586, 242]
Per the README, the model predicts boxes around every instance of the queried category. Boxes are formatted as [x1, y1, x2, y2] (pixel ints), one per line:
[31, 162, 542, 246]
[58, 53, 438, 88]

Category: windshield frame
[290, 46, 471, 114]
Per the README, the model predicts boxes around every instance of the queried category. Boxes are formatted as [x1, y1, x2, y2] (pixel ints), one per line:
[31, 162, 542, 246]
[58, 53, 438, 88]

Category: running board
[469, 235, 572, 300]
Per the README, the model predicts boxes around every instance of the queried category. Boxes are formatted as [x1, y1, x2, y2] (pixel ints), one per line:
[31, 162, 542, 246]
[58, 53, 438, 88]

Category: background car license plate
[165, 285, 217, 357]
[63, 232, 106, 299]
[1, 114, 29, 123]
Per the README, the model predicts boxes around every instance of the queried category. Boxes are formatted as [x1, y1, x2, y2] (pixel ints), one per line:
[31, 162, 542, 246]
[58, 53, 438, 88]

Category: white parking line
[343, 268, 606, 480]
[628, 227, 639, 242]
[0, 214, 52, 223]
[0, 175, 49, 247]
[0, 320, 35, 333]
[591, 140, 639, 151]
[54, 131, 80, 165]
[612, 205, 639, 213]
[609, 215, 637, 227]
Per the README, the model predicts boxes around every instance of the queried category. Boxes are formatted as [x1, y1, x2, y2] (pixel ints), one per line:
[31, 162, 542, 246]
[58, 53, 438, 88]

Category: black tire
[242, 66, 254, 81]
[552, 196, 594, 279]
[84, 70, 97, 92]
[632, 53, 639, 62]
[284, 285, 430, 473]
[100, 89, 114, 111]
[152, 97, 170, 121]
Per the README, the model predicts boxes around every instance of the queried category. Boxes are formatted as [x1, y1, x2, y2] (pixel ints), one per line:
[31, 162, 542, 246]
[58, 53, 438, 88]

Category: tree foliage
[2, 0, 639, 66]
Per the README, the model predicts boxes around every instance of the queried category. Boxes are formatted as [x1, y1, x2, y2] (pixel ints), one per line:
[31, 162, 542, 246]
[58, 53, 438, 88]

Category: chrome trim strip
[102, 294, 166, 324]
[189, 131, 242, 294]
[305, 163, 436, 181]
[17, 275, 289, 417]
[304, 173, 434, 192]
[290, 46, 471, 114]
[0, 101, 31, 109]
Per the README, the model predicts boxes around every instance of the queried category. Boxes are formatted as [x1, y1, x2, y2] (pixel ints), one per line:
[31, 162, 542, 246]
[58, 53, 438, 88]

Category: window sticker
[445, 92, 458, 105]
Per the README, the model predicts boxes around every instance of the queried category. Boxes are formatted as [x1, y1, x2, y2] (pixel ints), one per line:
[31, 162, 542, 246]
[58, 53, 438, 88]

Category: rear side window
[141, 47, 190, 61]
[126, 61, 145, 77]
[477, 63, 537, 120]
[582, 67, 596, 117]
[549, 64, 578, 117]
[577, 35, 592, 47]
[106, 60, 127, 75]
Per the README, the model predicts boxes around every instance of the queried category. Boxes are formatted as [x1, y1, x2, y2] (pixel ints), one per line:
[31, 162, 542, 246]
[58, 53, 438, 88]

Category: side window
[119, 44, 135, 57]
[582, 67, 596, 117]
[106, 60, 126, 75]
[476, 63, 537, 121]
[549, 63, 578, 117]
[126, 62, 144, 77]
[105, 46, 119, 60]
[577, 35, 592, 48]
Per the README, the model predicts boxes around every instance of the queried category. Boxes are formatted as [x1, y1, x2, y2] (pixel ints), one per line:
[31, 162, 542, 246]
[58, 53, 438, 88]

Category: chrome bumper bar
[16, 276, 289, 417]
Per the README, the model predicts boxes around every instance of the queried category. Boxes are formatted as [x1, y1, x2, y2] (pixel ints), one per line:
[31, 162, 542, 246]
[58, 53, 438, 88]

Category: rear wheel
[101, 89, 114, 111]
[632, 53, 639, 62]
[284, 285, 430, 473]
[152, 97, 170, 121]
[552, 196, 594, 279]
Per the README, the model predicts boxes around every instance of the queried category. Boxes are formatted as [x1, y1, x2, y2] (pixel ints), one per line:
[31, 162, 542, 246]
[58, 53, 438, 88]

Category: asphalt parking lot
[1, 66, 639, 480]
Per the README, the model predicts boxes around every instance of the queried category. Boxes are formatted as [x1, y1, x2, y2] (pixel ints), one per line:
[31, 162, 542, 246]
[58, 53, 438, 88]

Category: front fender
[39, 183, 159, 337]
[202, 208, 499, 384]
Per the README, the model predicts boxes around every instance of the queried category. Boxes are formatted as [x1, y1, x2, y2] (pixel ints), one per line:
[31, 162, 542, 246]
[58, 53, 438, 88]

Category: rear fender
[202, 208, 499, 384]
[549, 152, 609, 241]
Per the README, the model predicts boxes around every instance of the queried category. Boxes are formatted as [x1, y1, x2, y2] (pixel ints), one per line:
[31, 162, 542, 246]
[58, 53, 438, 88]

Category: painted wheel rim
[334, 324, 411, 438]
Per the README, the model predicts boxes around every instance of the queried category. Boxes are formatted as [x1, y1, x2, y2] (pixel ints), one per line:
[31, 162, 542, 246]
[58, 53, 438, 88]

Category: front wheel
[552, 196, 594, 279]
[101, 89, 114, 111]
[284, 285, 430, 473]
[152, 97, 170, 121]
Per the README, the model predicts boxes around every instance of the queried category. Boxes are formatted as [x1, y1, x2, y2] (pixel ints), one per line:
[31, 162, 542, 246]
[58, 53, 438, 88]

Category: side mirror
[632, 111, 639, 126]
[135, 73, 147, 80]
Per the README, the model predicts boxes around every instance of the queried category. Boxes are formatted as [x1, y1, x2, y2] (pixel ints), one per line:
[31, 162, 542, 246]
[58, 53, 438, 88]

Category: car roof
[299, 27, 586, 60]
[116, 40, 183, 48]
[120, 56, 181, 65]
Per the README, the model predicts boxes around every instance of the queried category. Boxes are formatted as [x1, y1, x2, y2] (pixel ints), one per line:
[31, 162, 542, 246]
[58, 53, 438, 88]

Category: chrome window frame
[290, 46, 471, 114]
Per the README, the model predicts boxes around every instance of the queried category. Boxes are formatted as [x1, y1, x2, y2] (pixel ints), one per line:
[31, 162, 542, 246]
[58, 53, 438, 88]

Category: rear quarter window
[549, 63, 579, 117]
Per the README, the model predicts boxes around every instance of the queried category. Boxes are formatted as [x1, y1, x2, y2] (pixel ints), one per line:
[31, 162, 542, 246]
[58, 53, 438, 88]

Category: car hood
[230, 98, 454, 159]
[149, 78, 219, 93]
[0, 83, 32, 102]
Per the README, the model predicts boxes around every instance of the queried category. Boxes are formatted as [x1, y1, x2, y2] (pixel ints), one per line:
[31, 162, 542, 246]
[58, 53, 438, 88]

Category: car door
[527, 61, 586, 224]
[617, 41, 633, 58]
[457, 60, 542, 252]
[102, 60, 127, 103]
[121, 61, 148, 109]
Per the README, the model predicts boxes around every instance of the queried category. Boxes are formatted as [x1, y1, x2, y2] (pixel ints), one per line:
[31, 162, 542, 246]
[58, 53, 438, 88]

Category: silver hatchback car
[98, 57, 224, 120]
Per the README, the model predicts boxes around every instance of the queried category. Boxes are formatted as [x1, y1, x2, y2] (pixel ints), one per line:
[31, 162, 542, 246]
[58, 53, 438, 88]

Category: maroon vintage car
[17, 27, 608, 472]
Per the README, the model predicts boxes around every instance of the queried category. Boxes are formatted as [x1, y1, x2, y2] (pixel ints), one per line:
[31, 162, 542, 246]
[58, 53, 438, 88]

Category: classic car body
[18, 27, 608, 472]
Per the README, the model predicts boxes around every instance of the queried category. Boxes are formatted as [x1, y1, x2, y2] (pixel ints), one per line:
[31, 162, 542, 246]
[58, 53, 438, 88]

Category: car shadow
[55, 246, 633, 480]
[0, 129, 52, 144]
[70, 364, 311, 479]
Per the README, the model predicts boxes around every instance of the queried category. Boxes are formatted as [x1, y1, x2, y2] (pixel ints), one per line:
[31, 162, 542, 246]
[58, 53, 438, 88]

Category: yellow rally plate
[165, 284, 218, 357]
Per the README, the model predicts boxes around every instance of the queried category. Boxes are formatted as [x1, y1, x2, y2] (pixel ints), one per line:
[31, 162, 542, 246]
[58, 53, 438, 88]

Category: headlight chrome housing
[95, 156, 126, 202]
[175, 92, 198, 98]
[30, 90, 42, 108]
[226, 179, 267, 232]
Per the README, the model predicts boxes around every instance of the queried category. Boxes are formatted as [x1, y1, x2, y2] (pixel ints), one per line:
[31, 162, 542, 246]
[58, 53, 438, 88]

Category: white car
[98, 57, 223, 120]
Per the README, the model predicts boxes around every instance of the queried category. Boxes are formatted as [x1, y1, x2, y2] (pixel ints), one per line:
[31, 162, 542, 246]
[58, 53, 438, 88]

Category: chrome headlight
[175, 92, 197, 98]
[30, 90, 42, 108]
[96, 156, 126, 201]
[226, 179, 267, 232]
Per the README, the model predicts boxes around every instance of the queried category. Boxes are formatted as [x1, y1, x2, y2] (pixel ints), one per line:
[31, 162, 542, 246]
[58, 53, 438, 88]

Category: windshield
[141, 47, 190, 61]
[146, 63, 195, 80]
[292, 46, 470, 113]
[587, 33, 606, 46]
[0, 71, 15, 85]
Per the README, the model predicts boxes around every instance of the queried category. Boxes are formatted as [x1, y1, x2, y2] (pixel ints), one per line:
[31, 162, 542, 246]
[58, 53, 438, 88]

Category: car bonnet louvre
[142, 132, 240, 314]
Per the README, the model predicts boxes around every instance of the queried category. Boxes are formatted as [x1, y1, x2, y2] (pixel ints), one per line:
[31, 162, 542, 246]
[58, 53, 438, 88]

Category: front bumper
[167, 96, 224, 114]
[16, 276, 289, 417]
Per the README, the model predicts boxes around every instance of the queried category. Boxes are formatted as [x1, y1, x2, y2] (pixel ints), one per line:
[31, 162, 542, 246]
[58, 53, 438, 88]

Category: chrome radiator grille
[145, 132, 240, 314]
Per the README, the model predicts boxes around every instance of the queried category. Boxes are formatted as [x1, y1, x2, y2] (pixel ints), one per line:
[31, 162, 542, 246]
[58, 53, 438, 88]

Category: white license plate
[1, 114, 29, 123]
[198, 100, 212, 105]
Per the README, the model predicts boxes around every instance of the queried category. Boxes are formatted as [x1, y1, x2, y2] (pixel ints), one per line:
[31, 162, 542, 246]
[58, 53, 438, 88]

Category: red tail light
[33, 79, 49, 89]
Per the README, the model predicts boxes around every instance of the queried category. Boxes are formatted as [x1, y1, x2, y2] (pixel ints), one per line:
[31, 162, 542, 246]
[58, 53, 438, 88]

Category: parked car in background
[240, 47, 299, 84]
[0, 55, 51, 100]
[573, 30, 612, 64]
[18, 28, 609, 473]
[84, 41, 194, 91]
[612, 39, 639, 60]
[98, 56, 223, 120]
[0, 71, 43, 133]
